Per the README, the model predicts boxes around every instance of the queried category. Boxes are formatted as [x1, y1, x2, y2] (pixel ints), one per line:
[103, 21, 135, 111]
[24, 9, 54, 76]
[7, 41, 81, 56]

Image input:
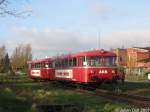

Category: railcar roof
[55, 49, 116, 59]
[27, 58, 52, 64]
[72, 49, 116, 57]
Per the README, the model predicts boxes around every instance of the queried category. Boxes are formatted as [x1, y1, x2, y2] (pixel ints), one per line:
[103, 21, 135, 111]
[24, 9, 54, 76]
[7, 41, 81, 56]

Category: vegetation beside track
[0, 74, 130, 112]
[0, 82, 130, 112]
[0, 74, 33, 83]
[99, 81, 150, 97]
[125, 74, 148, 81]
[0, 74, 150, 112]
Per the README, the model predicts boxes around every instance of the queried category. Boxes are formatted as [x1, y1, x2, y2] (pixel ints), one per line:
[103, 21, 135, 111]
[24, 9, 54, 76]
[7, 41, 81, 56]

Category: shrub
[143, 71, 150, 76]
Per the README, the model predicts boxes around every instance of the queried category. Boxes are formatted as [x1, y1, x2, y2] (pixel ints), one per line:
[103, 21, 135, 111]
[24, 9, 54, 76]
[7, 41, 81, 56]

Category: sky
[1, 0, 150, 57]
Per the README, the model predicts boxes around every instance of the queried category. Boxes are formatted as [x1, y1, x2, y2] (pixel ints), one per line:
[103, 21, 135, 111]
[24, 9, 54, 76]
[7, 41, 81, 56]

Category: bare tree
[11, 44, 32, 73]
[3, 53, 11, 73]
[0, 0, 32, 17]
[0, 45, 6, 59]
[0, 45, 6, 72]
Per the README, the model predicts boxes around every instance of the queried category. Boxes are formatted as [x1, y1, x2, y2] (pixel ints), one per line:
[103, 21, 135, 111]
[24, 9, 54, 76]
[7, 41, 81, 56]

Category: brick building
[112, 48, 127, 67]
[127, 47, 150, 68]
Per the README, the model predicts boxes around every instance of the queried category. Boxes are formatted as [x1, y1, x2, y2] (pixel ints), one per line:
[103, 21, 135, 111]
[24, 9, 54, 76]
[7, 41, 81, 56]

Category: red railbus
[53, 49, 124, 84]
[27, 58, 55, 80]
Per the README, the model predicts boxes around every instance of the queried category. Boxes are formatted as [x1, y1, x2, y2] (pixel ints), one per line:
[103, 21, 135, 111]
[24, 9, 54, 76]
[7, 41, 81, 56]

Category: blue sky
[1, 0, 150, 57]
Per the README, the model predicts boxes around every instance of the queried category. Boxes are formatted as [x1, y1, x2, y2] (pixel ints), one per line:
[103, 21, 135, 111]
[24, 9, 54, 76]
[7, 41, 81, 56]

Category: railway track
[76, 88, 150, 108]
[46, 81, 150, 107]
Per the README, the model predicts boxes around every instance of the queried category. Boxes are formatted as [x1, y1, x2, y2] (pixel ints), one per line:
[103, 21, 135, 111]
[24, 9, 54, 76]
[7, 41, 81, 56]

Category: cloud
[7, 27, 99, 56]
[5, 26, 150, 57]
[103, 31, 150, 48]
[89, 2, 113, 19]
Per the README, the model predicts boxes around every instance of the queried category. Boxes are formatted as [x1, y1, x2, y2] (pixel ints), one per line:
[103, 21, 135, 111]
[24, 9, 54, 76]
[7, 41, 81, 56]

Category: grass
[125, 74, 148, 81]
[0, 74, 150, 112]
[135, 90, 150, 97]
[0, 74, 33, 83]
[99, 81, 150, 97]
[0, 82, 130, 112]
[0, 87, 31, 112]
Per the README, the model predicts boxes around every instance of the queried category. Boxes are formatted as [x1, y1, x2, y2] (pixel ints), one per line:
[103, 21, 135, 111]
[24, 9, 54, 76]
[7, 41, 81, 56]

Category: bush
[143, 71, 150, 76]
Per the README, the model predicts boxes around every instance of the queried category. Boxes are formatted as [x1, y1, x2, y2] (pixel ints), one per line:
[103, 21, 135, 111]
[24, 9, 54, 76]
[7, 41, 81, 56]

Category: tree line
[0, 44, 32, 74]
[0, 0, 32, 74]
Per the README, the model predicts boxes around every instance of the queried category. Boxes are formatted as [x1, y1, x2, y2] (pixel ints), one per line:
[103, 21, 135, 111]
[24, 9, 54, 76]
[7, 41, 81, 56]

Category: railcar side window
[52, 61, 55, 68]
[49, 62, 52, 68]
[79, 56, 86, 66]
[30, 61, 53, 68]
[64, 59, 68, 67]
[41, 63, 44, 68]
[69, 58, 73, 66]
[56, 60, 60, 67]
[62, 60, 65, 67]
[35, 63, 38, 68]
[31, 64, 34, 68]
[54, 57, 77, 68]
[58, 60, 62, 67]
[54, 61, 58, 67]
[54, 60, 60, 67]
[37, 63, 39, 68]
[73, 58, 76, 66]
[103, 57, 110, 66]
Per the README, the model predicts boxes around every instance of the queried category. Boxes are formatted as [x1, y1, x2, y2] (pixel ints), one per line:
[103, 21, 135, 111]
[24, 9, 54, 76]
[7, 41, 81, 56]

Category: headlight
[99, 70, 108, 74]
[104, 70, 108, 74]
[112, 70, 115, 74]
[90, 70, 94, 74]
[90, 70, 96, 74]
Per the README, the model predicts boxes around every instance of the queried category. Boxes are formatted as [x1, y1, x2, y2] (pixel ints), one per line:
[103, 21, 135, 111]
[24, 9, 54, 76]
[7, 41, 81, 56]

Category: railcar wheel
[112, 76, 118, 84]
[121, 78, 125, 85]
[32, 78, 38, 82]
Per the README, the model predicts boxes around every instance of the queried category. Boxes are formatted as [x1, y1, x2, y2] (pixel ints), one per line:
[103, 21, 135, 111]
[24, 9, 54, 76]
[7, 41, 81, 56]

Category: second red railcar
[28, 58, 55, 80]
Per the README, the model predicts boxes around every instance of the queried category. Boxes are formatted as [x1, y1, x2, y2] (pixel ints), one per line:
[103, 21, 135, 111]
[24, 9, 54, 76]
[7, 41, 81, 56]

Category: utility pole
[97, 31, 101, 49]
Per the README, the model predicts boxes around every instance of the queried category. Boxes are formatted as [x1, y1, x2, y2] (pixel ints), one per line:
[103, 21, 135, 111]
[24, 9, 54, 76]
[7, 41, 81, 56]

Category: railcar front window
[87, 56, 116, 67]
[45, 62, 49, 68]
